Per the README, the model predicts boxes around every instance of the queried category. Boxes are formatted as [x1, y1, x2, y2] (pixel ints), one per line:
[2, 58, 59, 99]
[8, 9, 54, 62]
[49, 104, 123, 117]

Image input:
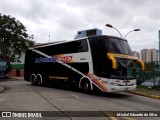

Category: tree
[0, 14, 34, 62]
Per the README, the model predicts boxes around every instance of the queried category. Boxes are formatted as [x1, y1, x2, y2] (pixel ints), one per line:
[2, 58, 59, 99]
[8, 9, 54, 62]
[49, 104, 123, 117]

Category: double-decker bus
[24, 35, 144, 92]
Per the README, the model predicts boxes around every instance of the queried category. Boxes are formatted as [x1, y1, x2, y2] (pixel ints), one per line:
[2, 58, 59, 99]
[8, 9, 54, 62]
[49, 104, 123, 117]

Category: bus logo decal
[35, 56, 73, 63]
[54, 55, 73, 63]
[35, 57, 58, 63]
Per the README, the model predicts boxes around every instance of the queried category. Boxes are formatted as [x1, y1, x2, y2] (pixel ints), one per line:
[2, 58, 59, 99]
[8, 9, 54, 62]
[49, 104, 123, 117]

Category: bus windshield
[112, 58, 136, 79]
[89, 36, 136, 80]
[105, 37, 132, 55]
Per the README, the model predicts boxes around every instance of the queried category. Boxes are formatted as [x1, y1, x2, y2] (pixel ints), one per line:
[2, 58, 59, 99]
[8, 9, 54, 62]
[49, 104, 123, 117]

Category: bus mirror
[107, 54, 116, 69]
[136, 59, 145, 71]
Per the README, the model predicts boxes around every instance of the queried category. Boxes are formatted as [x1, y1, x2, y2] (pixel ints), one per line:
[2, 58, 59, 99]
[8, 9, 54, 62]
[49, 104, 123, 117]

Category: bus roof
[31, 35, 128, 49]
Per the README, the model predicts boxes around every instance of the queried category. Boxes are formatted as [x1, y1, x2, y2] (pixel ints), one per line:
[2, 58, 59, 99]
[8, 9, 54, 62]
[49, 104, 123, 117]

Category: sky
[0, 0, 160, 52]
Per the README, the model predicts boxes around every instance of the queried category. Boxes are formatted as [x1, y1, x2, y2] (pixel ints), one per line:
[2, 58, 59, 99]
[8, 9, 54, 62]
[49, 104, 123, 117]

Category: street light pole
[106, 24, 123, 38]
[124, 29, 140, 39]
[105, 24, 140, 39]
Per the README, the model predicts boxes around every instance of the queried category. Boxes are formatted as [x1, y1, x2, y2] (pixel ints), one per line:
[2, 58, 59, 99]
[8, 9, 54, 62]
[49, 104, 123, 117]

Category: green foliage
[0, 14, 34, 62]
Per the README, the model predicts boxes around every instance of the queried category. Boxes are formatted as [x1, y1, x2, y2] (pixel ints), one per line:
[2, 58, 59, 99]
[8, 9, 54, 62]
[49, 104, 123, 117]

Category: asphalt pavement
[1, 77, 160, 100]
[0, 79, 160, 120]
[0, 85, 5, 92]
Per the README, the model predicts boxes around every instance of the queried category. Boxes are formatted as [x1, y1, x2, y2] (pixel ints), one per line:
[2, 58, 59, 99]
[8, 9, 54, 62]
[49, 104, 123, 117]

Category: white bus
[24, 35, 144, 93]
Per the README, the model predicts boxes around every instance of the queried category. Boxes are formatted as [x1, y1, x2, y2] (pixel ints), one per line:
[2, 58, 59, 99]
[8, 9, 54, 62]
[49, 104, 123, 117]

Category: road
[0, 80, 160, 120]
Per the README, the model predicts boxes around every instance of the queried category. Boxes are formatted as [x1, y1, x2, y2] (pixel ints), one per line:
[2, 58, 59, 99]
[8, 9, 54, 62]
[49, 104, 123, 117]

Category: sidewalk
[127, 88, 160, 100]
[12, 77, 24, 80]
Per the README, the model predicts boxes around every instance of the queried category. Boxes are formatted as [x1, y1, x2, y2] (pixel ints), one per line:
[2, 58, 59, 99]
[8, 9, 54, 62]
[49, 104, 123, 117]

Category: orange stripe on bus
[87, 73, 108, 92]
[92, 78, 108, 92]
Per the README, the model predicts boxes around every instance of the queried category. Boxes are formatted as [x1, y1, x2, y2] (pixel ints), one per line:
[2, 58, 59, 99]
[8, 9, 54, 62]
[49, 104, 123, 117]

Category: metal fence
[136, 62, 160, 89]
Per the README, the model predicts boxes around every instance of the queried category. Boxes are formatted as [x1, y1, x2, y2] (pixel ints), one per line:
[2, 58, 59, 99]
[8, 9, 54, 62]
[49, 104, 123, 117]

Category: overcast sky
[0, 0, 160, 52]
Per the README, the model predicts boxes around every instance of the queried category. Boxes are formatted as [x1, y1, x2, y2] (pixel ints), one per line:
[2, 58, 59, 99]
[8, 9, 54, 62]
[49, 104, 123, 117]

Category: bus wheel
[37, 74, 43, 86]
[31, 74, 37, 85]
[81, 80, 91, 94]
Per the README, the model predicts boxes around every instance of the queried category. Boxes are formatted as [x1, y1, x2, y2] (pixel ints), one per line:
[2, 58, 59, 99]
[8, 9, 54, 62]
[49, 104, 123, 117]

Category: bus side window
[80, 40, 88, 52]
[36, 39, 88, 55]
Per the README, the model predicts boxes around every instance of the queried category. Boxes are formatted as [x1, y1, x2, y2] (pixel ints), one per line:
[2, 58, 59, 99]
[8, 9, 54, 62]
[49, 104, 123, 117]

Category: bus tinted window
[89, 36, 132, 55]
[106, 38, 132, 55]
[36, 39, 88, 55]
[120, 40, 132, 55]
[107, 38, 123, 53]
[62, 40, 88, 54]
[89, 37, 106, 51]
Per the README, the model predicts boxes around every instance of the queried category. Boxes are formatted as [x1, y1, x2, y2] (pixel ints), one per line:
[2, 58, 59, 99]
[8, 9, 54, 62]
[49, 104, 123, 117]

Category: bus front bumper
[109, 85, 136, 92]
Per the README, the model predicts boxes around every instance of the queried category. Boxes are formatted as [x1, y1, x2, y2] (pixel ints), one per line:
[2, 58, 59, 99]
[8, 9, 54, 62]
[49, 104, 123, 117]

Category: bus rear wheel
[37, 74, 43, 86]
[31, 74, 37, 85]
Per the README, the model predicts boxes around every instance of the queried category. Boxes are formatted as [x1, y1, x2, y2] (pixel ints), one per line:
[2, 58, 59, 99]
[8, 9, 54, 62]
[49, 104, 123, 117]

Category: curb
[127, 91, 160, 100]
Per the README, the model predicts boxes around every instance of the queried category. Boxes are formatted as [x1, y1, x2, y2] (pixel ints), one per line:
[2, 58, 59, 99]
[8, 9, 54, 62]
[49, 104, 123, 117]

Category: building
[140, 48, 158, 63]
[150, 48, 158, 62]
[9, 54, 25, 77]
[141, 49, 151, 63]
[132, 51, 140, 59]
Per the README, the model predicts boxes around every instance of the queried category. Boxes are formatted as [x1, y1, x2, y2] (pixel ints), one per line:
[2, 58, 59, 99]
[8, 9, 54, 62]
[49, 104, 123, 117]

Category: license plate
[125, 88, 129, 90]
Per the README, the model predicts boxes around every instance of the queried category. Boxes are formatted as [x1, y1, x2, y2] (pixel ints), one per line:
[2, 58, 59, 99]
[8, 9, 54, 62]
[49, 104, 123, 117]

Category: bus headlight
[110, 82, 119, 86]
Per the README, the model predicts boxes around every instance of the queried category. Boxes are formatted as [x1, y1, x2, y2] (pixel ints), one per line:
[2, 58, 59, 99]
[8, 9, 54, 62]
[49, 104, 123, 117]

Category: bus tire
[37, 74, 43, 86]
[30, 74, 37, 85]
[81, 79, 91, 94]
